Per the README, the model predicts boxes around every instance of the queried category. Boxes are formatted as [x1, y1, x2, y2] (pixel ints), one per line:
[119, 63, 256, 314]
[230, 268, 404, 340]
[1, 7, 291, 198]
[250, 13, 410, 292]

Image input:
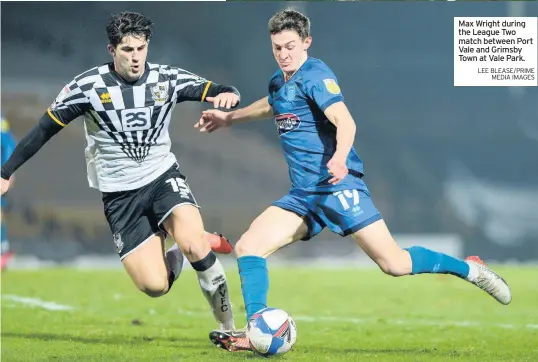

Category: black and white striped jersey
[48, 62, 217, 192]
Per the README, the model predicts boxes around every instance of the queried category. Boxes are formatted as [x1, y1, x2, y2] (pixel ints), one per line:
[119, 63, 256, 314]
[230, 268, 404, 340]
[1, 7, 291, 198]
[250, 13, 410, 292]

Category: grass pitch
[2, 266, 537, 361]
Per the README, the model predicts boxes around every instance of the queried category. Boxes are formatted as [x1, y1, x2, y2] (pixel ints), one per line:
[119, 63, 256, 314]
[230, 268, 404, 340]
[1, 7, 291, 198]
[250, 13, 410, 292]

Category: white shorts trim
[157, 202, 200, 228]
[119, 232, 165, 261]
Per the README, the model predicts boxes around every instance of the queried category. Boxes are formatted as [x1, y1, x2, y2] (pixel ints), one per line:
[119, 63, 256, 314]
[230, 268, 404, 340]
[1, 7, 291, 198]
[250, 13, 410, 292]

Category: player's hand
[206, 93, 239, 109]
[327, 153, 348, 184]
[1, 177, 12, 195]
[195, 109, 232, 133]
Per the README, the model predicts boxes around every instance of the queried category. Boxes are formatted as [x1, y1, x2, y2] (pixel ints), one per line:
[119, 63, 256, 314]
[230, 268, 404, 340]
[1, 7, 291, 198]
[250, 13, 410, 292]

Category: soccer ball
[246, 307, 297, 356]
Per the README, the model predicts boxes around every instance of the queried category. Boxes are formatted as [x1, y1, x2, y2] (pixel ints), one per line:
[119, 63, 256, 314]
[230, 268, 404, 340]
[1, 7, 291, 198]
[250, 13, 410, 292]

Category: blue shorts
[272, 182, 382, 241]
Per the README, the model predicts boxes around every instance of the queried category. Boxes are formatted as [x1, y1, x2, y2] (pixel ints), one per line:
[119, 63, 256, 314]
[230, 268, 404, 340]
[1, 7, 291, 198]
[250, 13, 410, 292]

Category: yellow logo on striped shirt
[100, 93, 112, 104]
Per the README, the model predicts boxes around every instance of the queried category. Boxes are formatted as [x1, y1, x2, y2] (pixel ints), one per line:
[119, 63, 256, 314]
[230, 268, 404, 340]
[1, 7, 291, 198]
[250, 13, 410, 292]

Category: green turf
[2, 266, 538, 361]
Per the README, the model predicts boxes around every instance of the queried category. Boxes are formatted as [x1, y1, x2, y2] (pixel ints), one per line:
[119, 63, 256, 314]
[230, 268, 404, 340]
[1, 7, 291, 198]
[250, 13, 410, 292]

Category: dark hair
[268, 8, 310, 40]
[106, 11, 154, 47]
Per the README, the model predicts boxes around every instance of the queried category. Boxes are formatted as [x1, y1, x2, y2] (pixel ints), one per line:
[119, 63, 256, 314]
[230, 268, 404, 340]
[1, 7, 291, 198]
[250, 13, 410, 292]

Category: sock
[405, 246, 470, 279]
[1, 221, 8, 254]
[237, 255, 269, 322]
[191, 251, 235, 330]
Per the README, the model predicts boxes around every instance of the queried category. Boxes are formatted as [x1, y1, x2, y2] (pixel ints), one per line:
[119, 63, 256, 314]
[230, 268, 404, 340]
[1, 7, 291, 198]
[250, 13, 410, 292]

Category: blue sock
[405, 246, 469, 279]
[1, 222, 7, 254]
[237, 256, 269, 322]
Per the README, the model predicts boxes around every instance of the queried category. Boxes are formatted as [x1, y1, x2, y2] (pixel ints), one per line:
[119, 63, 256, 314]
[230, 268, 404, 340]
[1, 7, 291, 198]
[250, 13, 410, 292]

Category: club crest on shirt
[323, 79, 341, 95]
[113, 233, 124, 254]
[150, 82, 169, 102]
[275, 113, 301, 136]
[285, 84, 296, 102]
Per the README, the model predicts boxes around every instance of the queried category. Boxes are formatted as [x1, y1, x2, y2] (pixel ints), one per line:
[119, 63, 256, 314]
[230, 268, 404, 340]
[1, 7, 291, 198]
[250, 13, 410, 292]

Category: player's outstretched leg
[162, 205, 235, 330]
[209, 206, 308, 352]
[119, 229, 224, 300]
[351, 219, 512, 305]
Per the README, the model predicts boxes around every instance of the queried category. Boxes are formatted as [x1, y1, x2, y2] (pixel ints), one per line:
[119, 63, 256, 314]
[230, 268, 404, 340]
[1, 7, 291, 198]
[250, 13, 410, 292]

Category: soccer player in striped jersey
[196, 9, 512, 352]
[0, 11, 237, 330]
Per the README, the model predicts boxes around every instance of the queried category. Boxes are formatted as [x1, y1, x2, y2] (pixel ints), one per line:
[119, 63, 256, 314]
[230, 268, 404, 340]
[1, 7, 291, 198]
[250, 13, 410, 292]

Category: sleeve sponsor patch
[323, 79, 341, 95]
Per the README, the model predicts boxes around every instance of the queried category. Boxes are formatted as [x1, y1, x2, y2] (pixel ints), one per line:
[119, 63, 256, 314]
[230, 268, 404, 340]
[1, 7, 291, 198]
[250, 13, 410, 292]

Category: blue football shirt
[268, 57, 364, 192]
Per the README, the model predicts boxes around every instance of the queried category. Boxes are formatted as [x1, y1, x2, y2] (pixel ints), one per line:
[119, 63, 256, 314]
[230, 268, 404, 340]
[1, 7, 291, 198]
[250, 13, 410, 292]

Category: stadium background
[1, 1, 537, 267]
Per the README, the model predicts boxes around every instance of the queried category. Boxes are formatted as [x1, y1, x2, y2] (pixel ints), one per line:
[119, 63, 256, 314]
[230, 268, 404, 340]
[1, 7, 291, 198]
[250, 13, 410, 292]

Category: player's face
[108, 35, 148, 82]
[271, 30, 311, 74]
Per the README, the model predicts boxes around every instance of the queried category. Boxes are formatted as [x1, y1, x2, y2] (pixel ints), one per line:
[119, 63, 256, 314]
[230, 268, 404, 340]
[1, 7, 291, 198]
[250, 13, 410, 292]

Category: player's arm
[174, 69, 240, 109]
[324, 102, 356, 160]
[305, 76, 352, 184]
[0, 113, 65, 182]
[195, 96, 273, 132]
[0, 81, 90, 190]
[228, 96, 273, 123]
[305, 77, 352, 156]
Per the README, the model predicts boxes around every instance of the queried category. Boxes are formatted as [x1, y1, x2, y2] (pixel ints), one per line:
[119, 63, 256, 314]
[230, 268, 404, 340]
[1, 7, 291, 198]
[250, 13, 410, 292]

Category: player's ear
[107, 44, 116, 57]
[303, 36, 312, 50]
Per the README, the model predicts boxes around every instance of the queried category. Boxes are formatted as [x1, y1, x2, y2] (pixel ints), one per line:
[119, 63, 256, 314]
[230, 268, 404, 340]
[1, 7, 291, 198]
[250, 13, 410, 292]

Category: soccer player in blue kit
[195, 9, 512, 352]
[1, 116, 17, 270]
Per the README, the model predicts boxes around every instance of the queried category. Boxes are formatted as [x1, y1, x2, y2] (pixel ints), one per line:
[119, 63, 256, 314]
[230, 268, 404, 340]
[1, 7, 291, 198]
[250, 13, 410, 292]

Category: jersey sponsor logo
[150, 82, 169, 102]
[120, 107, 151, 131]
[100, 92, 112, 104]
[323, 79, 341, 95]
[274, 113, 301, 136]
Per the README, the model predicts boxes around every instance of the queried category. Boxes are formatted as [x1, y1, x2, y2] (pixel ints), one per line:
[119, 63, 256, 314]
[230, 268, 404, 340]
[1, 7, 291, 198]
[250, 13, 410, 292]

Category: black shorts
[102, 163, 198, 260]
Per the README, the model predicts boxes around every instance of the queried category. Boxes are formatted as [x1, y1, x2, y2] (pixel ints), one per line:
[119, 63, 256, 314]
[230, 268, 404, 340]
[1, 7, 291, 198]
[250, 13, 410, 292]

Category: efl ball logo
[274, 113, 301, 136]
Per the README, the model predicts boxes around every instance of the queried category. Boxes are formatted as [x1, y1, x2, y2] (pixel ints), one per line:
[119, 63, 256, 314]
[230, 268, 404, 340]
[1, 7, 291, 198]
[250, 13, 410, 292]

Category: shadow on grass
[3, 333, 477, 360]
[297, 346, 474, 358]
[2, 331, 210, 349]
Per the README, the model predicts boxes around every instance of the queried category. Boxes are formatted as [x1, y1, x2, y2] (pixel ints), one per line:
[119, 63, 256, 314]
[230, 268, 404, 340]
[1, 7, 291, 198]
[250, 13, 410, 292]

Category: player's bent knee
[176, 230, 209, 260]
[376, 260, 405, 277]
[234, 232, 267, 258]
[176, 231, 211, 262]
[234, 231, 286, 258]
[374, 250, 412, 277]
[138, 278, 170, 298]
[234, 242, 257, 258]
[234, 234, 257, 257]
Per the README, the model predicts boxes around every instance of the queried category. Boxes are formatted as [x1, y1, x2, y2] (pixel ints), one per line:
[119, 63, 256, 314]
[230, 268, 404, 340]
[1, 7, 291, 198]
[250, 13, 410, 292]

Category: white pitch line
[2, 295, 75, 311]
[177, 309, 538, 331]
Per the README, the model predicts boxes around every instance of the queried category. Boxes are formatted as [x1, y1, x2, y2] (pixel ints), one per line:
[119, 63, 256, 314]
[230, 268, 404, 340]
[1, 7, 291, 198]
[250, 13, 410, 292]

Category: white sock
[195, 256, 235, 330]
